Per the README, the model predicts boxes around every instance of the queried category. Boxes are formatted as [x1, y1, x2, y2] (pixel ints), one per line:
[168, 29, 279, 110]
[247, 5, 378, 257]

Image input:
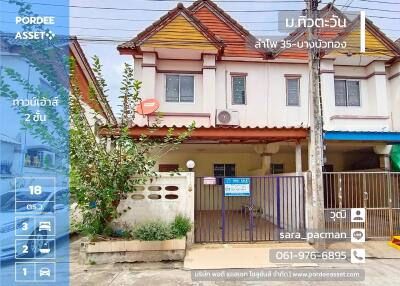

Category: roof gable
[142, 14, 217, 51]
[118, 4, 223, 54]
[326, 16, 399, 57]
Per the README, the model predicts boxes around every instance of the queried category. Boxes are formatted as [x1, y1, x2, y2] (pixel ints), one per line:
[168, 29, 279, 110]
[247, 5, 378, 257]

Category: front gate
[194, 176, 305, 243]
[323, 172, 400, 239]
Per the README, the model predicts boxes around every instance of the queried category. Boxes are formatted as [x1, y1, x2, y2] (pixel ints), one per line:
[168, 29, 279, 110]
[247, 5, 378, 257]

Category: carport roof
[99, 125, 308, 144]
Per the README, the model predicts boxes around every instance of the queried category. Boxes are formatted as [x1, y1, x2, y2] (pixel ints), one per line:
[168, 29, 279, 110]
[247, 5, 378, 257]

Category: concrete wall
[114, 172, 195, 227]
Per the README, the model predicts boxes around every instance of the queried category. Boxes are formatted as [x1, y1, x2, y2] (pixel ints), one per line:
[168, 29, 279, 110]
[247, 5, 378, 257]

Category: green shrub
[132, 221, 172, 241]
[170, 215, 192, 238]
[103, 225, 114, 237]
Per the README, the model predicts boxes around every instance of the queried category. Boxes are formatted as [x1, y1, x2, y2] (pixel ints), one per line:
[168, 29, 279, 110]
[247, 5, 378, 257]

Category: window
[334, 80, 360, 106]
[166, 75, 194, 103]
[271, 163, 284, 174]
[232, 76, 246, 105]
[286, 78, 300, 106]
[213, 164, 236, 177]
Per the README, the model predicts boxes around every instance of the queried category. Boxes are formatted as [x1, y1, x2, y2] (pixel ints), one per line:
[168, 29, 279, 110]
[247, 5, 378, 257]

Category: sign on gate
[203, 176, 217, 185]
[224, 177, 251, 197]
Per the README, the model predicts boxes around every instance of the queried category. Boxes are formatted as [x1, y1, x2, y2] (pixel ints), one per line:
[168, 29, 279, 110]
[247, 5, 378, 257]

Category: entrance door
[194, 176, 305, 243]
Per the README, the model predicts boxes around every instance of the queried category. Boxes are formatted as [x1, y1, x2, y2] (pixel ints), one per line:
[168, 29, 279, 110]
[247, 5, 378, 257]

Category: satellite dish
[135, 99, 160, 115]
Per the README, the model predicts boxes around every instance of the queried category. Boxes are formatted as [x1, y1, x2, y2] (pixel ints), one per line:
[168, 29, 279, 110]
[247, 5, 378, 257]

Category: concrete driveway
[70, 237, 400, 286]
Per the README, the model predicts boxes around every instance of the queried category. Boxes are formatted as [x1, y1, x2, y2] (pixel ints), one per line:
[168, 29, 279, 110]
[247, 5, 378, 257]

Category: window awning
[324, 131, 400, 142]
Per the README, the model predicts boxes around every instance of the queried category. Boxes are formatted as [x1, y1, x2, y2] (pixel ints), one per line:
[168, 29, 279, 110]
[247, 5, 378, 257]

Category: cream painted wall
[155, 147, 307, 177]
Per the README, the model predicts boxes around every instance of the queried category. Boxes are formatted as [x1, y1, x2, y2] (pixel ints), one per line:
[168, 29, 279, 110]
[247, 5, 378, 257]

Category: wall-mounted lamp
[186, 160, 195, 172]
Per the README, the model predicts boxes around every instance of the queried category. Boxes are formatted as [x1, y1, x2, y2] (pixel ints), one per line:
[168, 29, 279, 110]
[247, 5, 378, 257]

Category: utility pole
[307, 0, 325, 250]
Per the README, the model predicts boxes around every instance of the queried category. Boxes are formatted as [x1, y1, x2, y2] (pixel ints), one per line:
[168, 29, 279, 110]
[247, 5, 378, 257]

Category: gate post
[221, 181, 225, 243]
[362, 173, 368, 239]
[338, 174, 343, 234]
[388, 172, 394, 237]
[249, 178, 254, 242]
[276, 177, 281, 229]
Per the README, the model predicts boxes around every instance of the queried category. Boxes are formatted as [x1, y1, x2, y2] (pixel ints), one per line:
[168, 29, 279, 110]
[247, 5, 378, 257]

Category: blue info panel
[0, 1, 70, 285]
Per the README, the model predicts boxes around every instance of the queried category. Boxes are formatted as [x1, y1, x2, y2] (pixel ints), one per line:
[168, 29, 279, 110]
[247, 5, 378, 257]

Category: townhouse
[111, 0, 400, 242]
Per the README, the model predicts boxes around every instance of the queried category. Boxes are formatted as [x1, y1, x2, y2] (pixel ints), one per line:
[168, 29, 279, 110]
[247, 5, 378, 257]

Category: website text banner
[0, 0, 70, 285]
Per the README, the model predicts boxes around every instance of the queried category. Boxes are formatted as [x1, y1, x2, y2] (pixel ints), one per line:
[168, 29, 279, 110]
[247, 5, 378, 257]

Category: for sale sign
[224, 178, 251, 197]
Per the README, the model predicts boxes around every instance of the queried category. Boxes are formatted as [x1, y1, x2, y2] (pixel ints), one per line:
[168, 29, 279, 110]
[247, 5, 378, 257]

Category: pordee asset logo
[14, 16, 56, 40]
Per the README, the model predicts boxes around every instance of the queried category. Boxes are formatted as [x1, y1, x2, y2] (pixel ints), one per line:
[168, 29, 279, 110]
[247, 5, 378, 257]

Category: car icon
[39, 267, 51, 277]
[38, 221, 52, 232]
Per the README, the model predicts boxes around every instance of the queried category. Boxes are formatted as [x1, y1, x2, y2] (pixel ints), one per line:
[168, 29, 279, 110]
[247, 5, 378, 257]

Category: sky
[64, 0, 399, 117]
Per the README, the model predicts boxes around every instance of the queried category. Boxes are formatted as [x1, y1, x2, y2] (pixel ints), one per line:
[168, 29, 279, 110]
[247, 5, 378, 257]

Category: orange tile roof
[118, 1, 399, 61]
[192, 6, 263, 58]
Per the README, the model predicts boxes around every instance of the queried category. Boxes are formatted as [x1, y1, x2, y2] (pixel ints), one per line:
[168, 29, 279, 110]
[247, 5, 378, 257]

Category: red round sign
[135, 99, 160, 115]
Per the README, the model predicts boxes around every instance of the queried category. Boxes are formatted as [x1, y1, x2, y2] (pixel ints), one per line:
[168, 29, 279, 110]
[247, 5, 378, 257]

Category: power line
[0, 12, 283, 24]
[142, 0, 400, 4]
[0, 1, 300, 12]
[2, 0, 400, 13]
[323, 2, 400, 13]
[2, 18, 400, 33]
[1, 4, 400, 19]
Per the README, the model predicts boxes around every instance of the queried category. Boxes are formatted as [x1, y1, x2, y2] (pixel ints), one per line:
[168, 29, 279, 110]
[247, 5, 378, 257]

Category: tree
[69, 57, 194, 237]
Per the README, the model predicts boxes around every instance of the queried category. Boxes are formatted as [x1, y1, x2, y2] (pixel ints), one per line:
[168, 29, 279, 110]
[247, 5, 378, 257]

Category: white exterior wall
[389, 62, 400, 131]
[321, 60, 392, 131]
[135, 53, 310, 128]
[215, 62, 309, 127]
[134, 53, 398, 132]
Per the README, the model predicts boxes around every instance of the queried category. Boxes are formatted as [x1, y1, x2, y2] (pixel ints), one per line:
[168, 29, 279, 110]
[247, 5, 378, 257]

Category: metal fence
[323, 172, 400, 239]
[194, 176, 305, 243]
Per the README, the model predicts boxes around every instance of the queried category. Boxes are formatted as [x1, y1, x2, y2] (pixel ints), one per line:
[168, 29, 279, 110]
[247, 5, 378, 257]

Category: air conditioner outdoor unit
[216, 109, 239, 126]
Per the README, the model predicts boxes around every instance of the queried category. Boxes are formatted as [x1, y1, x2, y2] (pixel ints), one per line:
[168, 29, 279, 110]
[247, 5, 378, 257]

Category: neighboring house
[116, 1, 400, 175]
[0, 134, 21, 178]
[69, 37, 117, 134]
[0, 36, 116, 191]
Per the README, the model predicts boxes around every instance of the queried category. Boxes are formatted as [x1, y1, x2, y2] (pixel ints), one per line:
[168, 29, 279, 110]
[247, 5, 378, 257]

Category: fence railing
[323, 172, 400, 239]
